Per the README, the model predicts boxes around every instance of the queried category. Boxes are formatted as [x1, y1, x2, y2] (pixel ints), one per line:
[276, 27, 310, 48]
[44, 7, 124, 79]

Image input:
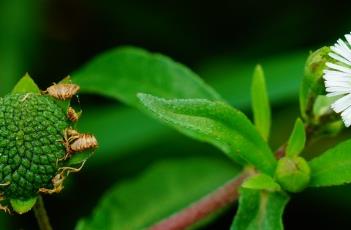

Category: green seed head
[0, 93, 69, 199]
[275, 156, 311, 193]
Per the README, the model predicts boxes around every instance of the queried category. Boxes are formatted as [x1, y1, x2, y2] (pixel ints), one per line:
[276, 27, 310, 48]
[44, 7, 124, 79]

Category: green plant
[3, 32, 351, 229]
[71, 35, 351, 229]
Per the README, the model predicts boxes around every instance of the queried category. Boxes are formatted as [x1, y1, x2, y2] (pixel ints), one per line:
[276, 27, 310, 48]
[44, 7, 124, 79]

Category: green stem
[33, 195, 53, 230]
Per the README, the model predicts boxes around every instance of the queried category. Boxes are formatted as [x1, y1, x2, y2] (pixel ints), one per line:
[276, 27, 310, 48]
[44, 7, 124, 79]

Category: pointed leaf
[309, 139, 351, 187]
[138, 93, 276, 175]
[72, 46, 222, 110]
[66, 150, 95, 166]
[286, 118, 306, 157]
[10, 197, 37, 214]
[251, 65, 271, 141]
[242, 174, 281, 192]
[12, 73, 40, 94]
[231, 188, 289, 230]
[76, 157, 240, 230]
[59, 75, 73, 84]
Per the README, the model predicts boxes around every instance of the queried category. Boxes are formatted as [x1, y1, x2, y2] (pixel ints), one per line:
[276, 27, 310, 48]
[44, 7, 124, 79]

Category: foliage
[71, 46, 351, 229]
[2, 34, 351, 229]
[76, 157, 240, 230]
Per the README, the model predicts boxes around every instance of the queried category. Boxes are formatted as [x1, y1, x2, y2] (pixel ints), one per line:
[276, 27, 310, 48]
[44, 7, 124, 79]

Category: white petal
[331, 40, 351, 62]
[329, 53, 351, 65]
[326, 86, 351, 93]
[345, 34, 351, 46]
[331, 46, 351, 62]
[325, 80, 351, 87]
[323, 75, 351, 83]
[326, 62, 351, 74]
[341, 106, 351, 127]
[323, 69, 351, 76]
[331, 94, 351, 113]
[327, 91, 348, 97]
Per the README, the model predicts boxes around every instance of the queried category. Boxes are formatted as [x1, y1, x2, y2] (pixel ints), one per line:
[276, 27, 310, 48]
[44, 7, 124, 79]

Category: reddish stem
[275, 143, 287, 160]
[149, 173, 249, 230]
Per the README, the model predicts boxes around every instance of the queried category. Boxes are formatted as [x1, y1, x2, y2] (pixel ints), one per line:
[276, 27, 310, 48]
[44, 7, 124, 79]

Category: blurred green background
[1, 0, 351, 229]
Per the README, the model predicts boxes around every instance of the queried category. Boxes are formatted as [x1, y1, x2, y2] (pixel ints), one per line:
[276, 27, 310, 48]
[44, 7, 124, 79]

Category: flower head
[324, 33, 351, 127]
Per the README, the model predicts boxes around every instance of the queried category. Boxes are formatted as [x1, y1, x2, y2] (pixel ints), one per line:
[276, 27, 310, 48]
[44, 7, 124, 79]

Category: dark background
[1, 0, 351, 229]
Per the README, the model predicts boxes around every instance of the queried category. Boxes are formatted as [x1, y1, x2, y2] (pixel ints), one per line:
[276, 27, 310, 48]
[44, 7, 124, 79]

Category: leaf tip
[12, 73, 41, 94]
[10, 197, 38, 214]
[253, 64, 264, 79]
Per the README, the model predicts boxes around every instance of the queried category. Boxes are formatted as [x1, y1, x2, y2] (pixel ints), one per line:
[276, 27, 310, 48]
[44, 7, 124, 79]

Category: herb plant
[2, 30, 351, 229]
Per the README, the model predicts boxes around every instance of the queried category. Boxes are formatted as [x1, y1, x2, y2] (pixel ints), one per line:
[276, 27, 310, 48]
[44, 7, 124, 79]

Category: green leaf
[12, 73, 40, 94]
[73, 49, 306, 168]
[73, 49, 307, 168]
[309, 139, 351, 187]
[138, 93, 276, 175]
[59, 75, 73, 84]
[200, 51, 307, 108]
[77, 105, 167, 168]
[286, 118, 306, 157]
[76, 157, 240, 230]
[251, 65, 271, 141]
[72, 46, 222, 110]
[231, 188, 289, 230]
[242, 174, 281, 192]
[66, 150, 95, 166]
[10, 196, 37, 214]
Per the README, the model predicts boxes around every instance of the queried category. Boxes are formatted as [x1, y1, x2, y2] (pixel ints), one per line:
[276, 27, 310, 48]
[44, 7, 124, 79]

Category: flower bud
[275, 156, 310, 193]
[300, 47, 331, 121]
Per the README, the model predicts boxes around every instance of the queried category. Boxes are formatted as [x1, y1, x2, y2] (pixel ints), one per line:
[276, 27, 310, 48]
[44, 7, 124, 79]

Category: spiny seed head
[0, 93, 69, 199]
[46, 83, 80, 100]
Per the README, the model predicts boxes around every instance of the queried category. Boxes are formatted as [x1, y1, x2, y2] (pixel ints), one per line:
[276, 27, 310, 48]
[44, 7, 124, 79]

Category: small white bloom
[324, 33, 351, 127]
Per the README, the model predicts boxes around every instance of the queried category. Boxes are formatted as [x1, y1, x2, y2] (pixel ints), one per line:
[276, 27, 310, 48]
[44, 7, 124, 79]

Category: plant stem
[149, 173, 249, 230]
[33, 195, 53, 230]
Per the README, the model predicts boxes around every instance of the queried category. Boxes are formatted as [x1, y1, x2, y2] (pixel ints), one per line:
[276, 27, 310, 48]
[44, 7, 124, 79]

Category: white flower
[324, 33, 351, 127]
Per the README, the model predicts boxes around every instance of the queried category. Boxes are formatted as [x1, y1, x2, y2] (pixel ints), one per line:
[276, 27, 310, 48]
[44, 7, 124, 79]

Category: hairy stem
[33, 195, 53, 230]
[149, 173, 249, 230]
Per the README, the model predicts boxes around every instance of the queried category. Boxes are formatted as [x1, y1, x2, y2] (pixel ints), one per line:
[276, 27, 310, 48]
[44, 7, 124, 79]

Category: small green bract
[0, 93, 69, 200]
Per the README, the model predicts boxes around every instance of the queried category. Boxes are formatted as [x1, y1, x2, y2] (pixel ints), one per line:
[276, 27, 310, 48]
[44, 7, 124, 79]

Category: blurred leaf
[0, 0, 39, 95]
[72, 46, 222, 110]
[12, 73, 40, 94]
[76, 157, 240, 230]
[231, 188, 289, 230]
[309, 140, 351, 187]
[251, 65, 271, 141]
[242, 174, 281, 192]
[200, 51, 307, 108]
[286, 118, 306, 157]
[77, 105, 168, 168]
[138, 93, 276, 175]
